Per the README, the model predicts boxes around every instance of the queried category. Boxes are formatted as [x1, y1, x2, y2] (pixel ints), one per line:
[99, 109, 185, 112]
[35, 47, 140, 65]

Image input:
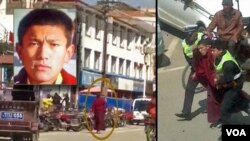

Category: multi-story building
[77, 1, 156, 98]
[4, 0, 156, 99]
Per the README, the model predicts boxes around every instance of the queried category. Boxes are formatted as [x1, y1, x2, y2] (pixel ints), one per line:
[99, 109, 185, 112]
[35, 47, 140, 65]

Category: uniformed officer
[211, 39, 249, 125]
[175, 29, 205, 120]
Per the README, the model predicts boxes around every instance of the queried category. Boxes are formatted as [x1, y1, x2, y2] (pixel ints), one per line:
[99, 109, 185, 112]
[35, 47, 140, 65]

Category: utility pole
[142, 44, 149, 98]
[99, 0, 113, 96]
[141, 40, 154, 98]
[76, 7, 85, 107]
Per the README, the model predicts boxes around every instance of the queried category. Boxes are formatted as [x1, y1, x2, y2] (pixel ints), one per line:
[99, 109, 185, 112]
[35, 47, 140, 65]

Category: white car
[158, 0, 250, 38]
[131, 98, 151, 125]
[158, 0, 212, 38]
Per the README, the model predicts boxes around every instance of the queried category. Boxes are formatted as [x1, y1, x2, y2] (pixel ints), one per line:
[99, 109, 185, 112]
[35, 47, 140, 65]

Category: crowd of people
[42, 92, 70, 112]
[175, 0, 250, 140]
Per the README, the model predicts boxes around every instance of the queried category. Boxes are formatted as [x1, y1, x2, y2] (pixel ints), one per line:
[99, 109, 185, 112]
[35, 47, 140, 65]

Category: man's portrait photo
[13, 9, 77, 85]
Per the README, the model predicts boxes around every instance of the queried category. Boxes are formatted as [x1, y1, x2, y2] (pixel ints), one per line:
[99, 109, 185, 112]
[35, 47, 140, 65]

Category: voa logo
[226, 129, 246, 136]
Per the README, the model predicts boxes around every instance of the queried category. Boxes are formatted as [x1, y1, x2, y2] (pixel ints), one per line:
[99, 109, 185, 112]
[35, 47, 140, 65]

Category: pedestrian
[205, 0, 243, 57]
[146, 91, 156, 123]
[42, 94, 53, 112]
[53, 92, 62, 110]
[62, 93, 70, 111]
[92, 93, 106, 134]
[175, 26, 205, 120]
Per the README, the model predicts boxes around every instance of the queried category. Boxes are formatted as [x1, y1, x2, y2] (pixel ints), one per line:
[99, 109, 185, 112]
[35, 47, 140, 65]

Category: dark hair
[197, 35, 212, 46]
[18, 9, 74, 46]
[196, 21, 206, 32]
[222, 0, 233, 6]
[211, 39, 228, 50]
[185, 31, 198, 45]
[47, 94, 51, 98]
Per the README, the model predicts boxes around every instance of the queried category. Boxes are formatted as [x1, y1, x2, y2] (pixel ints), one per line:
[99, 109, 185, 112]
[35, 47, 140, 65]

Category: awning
[80, 86, 112, 93]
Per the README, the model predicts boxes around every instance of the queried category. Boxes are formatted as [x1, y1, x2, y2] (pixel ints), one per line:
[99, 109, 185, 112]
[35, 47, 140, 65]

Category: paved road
[0, 125, 146, 141]
[158, 30, 250, 141]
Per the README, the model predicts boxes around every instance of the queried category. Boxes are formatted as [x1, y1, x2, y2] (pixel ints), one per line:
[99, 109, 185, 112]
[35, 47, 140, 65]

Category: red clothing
[193, 48, 223, 123]
[14, 68, 76, 84]
[146, 96, 156, 121]
[92, 97, 106, 112]
[92, 97, 106, 131]
[193, 48, 216, 87]
[61, 69, 77, 84]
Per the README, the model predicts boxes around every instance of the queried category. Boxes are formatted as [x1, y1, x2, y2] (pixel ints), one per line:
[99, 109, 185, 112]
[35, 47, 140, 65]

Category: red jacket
[193, 48, 216, 88]
[92, 97, 106, 112]
[146, 96, 156, 120]
[14, 68, 76, 84]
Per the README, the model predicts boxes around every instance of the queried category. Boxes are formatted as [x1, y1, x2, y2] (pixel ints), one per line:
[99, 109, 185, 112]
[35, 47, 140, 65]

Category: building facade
[3, 0, 156, 99]
[77, 1, 156, 98]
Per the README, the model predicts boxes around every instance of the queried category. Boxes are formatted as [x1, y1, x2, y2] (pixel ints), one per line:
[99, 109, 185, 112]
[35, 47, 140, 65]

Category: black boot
[175, 113, 191, 120]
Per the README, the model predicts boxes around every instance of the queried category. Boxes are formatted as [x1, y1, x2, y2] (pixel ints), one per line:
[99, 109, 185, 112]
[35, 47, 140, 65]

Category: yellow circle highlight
[83, 77, 119, 140]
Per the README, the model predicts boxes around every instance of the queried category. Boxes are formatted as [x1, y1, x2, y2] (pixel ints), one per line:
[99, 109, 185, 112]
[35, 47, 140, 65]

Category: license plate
[1, 112, 24, 120]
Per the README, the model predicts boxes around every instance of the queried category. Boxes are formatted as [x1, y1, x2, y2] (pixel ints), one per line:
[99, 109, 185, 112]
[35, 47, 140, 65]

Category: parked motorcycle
[105, 112, 114, 128]
[48, 111, 83, 132]
[117, 112, 126, 127]
[77, 110, 94, 131]
[39, 112, 54, 132]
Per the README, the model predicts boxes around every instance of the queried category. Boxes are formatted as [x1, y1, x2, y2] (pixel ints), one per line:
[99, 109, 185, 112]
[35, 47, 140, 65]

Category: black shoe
[218, 135, 222, 141]
[243, 109, 250, 116]
[210, 120, 222, 128]
[175, 113, 191, 120]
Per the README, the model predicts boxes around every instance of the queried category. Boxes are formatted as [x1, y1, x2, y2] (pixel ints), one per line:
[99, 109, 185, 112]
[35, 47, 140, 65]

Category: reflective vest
[42, 97, 53, 110]
[215, 50, 241, 80]
[182, 32, 204, 58]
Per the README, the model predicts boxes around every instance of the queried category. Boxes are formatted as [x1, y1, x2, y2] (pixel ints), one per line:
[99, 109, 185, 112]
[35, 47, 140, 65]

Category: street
[0, 125, 146, 141]
[158, 30, 250, 141]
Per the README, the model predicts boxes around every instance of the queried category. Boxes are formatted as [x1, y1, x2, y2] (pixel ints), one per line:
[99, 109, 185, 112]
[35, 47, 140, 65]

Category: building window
[106, 55, 109, 72]
[135, 33, 140, 44]
[119, 58, 124, 75]
[120, 26, 126, 48]
[141, 35, 146, 45]
[139, 64, 143, 79]
[94, 51, 100, 70]
[126, 60, 131, 76]
[85, 12, 91, 37]
[84, 48, 91, 68]
[112, 23, 118, 45]
[1, 64, 13, 84]
[134, 63, 138, 78]
[127, 30, 133, 50]
[111, 56, 116, 73]
[95, 16, 103, 40]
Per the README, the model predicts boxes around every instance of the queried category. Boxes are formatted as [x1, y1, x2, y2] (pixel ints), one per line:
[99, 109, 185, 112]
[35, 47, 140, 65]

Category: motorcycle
[39, 112, 54, 132]
[105, 111, 115, 128]
[115, 112, 127, 127]
[49, 111, 83, 132]
[77, 110, 94, 131]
